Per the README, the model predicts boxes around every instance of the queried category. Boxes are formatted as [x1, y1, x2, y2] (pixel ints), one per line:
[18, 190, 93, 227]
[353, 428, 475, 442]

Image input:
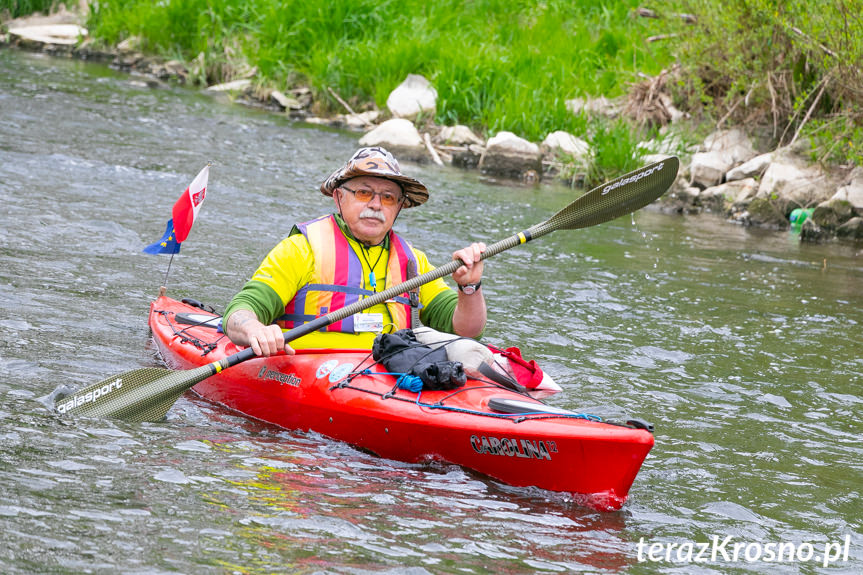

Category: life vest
[278, 215, 419, 333]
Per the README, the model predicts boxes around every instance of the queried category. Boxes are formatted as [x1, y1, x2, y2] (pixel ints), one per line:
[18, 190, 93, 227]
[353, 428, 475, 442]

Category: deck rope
[157, 309, 223, 355]
[337, 368, 602, 423]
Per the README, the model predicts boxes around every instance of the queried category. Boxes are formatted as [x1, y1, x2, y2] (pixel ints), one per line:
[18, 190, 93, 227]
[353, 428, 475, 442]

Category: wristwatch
[458, 281, 482, 295]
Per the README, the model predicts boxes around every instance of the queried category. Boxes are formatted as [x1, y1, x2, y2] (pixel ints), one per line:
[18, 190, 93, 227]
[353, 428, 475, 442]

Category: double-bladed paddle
[54, 156, 679, 422]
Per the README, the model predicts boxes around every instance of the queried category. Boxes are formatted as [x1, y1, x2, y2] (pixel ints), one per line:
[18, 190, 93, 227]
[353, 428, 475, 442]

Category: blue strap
[306, 283, 373, 296]
[279, 312, 317, 323]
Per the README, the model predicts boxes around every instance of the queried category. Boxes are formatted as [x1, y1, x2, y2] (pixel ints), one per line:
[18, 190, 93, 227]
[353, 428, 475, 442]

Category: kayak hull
[149, 296, 653, 510]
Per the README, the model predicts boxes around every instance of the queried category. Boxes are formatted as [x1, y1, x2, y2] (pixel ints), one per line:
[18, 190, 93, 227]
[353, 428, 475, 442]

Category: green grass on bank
[82, 0, 675, 179]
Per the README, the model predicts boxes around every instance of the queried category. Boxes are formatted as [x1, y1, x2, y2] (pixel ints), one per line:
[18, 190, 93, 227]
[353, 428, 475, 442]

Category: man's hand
[452, 242, 486, 287]
[450, 242, 487, 338]
[224, 309, 295, 357]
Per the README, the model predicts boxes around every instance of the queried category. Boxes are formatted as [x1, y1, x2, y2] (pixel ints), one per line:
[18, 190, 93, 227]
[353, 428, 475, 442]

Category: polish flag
[171, 165, 209, 243]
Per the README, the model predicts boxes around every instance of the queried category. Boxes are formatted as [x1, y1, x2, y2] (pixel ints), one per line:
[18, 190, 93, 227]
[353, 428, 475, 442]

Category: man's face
[335, 176, 404, 245]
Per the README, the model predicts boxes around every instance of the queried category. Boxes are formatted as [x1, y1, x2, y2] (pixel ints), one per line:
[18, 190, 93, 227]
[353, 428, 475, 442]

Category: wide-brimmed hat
[321, 146, 429, 208]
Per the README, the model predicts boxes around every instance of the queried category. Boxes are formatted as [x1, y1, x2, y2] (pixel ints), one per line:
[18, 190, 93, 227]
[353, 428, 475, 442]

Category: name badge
[354, 313, 384, 333]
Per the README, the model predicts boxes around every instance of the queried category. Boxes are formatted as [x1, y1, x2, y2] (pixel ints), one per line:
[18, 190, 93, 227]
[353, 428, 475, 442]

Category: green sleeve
[223, 280, 285, 326]
[420, 290, 459, 335]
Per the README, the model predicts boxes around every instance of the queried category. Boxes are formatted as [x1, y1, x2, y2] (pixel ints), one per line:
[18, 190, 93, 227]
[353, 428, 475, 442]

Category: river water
[1, 48, 860, 574]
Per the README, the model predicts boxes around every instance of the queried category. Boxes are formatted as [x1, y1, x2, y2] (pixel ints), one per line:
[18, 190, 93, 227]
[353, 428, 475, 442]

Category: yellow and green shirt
[224, 214, 458, 349]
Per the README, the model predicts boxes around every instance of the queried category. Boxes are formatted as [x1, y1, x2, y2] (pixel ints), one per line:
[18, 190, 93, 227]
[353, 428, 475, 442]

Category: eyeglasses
[340, 186, 403, 207]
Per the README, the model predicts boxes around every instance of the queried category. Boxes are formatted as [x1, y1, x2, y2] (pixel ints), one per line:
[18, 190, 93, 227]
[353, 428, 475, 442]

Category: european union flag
[143, 218, 181, 254]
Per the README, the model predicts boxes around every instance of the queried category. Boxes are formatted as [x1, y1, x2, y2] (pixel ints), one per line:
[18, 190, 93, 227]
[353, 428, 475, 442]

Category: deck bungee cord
[155, 309, 225, 355]
[333, 363, 603, 424]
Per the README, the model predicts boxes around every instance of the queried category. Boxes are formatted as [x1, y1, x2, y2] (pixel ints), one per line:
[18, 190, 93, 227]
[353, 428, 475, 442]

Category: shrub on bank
[665, 0, 862, 166]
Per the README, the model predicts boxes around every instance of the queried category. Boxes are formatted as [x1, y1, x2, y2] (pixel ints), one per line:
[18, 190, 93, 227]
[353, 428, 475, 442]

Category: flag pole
[159, 252, 176, 297]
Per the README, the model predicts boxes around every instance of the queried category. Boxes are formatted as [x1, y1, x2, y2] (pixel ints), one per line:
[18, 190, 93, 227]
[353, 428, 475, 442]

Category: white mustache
[359, 208, 386, 223]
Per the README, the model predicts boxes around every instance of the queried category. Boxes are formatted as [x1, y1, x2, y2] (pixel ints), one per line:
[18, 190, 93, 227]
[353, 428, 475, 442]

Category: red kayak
[149, 295, 654, 510]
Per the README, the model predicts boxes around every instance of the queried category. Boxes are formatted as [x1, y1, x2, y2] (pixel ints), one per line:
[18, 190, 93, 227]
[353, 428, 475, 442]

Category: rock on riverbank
[3, 10, 859, 243]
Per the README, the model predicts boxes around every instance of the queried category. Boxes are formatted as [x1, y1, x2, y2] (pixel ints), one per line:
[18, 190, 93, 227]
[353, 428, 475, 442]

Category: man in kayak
[223, 146, 486, 356]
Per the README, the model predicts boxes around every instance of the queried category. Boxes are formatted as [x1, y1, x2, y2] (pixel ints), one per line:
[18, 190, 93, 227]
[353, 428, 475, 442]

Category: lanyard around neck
[357, 243, 386, 290]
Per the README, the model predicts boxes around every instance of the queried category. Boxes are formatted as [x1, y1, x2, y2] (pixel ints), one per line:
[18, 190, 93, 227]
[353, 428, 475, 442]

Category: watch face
[462, 285, 476, 295]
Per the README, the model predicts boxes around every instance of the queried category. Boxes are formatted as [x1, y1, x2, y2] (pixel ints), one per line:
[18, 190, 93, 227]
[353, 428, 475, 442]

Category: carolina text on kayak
[470, 434, 557, 460]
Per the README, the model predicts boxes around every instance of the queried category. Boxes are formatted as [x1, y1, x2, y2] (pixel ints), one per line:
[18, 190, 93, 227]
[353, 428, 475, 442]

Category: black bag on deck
[372, 329, 467, 391]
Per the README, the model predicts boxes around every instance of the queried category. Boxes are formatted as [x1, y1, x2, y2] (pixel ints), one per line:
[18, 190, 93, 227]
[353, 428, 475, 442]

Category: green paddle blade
[543, 156, 679, 233]
[56, 366, 215, 422]
[479, 156, 679, 260]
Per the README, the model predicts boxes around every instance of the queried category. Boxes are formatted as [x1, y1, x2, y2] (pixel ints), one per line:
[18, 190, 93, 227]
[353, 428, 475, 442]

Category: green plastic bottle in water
[789, 208, 814, 232]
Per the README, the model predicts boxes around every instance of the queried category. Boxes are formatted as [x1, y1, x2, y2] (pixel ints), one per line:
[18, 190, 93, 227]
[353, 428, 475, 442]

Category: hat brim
[322, 172, 428, 208]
